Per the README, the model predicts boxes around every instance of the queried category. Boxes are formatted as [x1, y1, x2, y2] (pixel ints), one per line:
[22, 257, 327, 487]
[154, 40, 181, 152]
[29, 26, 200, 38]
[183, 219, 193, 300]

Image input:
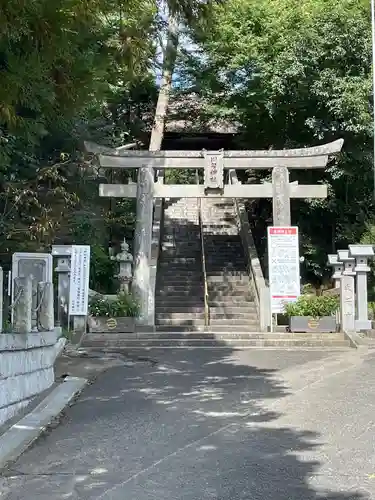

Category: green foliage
[368, 302, 375, 320]
[89, 245, 118, 294]
[185, 0, 374, 284]
[360, 225, 375, 301]
[89, 292, 140, 317]
[284, 295, 339, 318]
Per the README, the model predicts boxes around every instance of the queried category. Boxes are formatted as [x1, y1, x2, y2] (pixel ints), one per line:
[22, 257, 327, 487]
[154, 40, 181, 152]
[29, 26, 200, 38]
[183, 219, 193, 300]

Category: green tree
[190, 0, 373, 286]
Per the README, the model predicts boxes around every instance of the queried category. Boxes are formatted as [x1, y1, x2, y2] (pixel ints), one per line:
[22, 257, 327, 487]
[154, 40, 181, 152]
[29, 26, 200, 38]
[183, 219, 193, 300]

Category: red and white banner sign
[267, 227, 300, 314]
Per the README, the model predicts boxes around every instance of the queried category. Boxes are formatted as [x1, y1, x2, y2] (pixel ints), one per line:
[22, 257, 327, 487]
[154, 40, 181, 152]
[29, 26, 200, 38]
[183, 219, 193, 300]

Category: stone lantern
[112, 238, 133, 293]
[337, 249, 356, 333]
[348, 244, 374, 331]
[327, 254, 344, 288]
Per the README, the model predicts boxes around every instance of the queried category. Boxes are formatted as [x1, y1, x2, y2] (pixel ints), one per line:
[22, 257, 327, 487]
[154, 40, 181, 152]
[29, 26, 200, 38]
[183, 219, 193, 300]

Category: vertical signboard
[267, 227, 300, 314]
[69, 245, 91, 316]
[203, 150, 224, 189]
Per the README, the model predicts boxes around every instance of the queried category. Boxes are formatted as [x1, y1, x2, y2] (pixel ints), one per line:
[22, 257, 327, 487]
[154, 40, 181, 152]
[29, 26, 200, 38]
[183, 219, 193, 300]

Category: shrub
[89, 292, 140, 318]
[284, 295, 338, 318]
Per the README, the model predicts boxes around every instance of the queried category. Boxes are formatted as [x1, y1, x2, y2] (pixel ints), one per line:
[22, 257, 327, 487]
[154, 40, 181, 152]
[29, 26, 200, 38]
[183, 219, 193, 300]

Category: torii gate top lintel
[85, 138, 343, 160]
[90, 139, 343, 170]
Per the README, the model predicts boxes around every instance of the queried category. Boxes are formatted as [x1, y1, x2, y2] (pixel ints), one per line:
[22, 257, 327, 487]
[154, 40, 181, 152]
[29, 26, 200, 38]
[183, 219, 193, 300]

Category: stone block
[0, 333, 65, 426]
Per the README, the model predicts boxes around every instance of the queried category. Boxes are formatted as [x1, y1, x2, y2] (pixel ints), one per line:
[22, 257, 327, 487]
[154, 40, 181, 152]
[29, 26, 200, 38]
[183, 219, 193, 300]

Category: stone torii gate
[86, 139, 343, 324]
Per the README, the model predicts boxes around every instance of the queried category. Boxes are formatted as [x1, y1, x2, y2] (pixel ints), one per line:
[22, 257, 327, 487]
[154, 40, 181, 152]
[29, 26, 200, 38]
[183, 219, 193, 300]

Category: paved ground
[1, 347, 375, 499]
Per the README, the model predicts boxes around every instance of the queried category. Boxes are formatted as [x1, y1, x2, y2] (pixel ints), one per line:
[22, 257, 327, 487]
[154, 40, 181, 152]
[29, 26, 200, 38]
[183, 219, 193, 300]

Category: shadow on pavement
[0, 346, 368, 499]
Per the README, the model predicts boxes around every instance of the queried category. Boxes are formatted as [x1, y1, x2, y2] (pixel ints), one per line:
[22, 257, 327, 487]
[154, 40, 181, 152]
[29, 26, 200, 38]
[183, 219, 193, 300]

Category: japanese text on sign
[267, 227, 300, 314]
[69, 245, 91, 316]
[203, 151, 224, 189]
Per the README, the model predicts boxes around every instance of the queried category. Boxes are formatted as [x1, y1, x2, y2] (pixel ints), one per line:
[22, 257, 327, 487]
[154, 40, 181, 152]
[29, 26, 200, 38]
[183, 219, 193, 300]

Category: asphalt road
[1, 347, 375, 500]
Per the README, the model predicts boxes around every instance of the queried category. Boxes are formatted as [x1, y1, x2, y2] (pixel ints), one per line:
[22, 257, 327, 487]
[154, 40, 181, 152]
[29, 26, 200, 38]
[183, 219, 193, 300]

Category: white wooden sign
[69, 245, 91, 316]
[203, 150, 224, 189]
[267, 227, 300, 314]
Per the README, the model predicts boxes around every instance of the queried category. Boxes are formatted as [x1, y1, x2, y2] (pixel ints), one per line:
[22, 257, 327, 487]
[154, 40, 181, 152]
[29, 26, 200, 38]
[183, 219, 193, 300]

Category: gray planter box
[289, 316, 337, 333]
[88, 316, 136, 333]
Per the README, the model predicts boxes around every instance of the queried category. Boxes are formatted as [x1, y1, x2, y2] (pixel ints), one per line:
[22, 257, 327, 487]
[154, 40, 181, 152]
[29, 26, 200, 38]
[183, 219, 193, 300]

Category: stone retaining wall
[0, 330, 65, 426]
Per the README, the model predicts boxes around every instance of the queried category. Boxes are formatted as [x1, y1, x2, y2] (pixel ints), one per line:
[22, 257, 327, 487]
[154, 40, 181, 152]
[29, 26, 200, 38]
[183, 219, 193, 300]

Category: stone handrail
[148, 170, 164, 327]
[196, 171, 210, 327]
[228, 170, 270, 331]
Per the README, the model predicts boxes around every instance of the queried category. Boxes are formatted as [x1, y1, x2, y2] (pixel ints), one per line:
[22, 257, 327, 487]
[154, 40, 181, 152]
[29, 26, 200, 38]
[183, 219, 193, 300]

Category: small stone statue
[111, 238, 133, 292]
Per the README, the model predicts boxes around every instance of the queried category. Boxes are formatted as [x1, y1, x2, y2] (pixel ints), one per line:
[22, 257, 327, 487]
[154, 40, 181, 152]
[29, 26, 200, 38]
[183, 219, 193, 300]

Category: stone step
[83, 331, 348, 341]
[207, 275, 250, 281]
[206, 263, 246, 268]
[209, 318, 259, 326]
[156, 312, 206, 320]
[208, 282, 252, 288]
[158, 267, 202, 272]
[205, 248, 243, 252]
[208, 299, 256, 306]
[209, 291, 254, 299]
[156, 288, 204, 295]
[161, 249, 201, 253]
[155, 306, 205, 313]
[207, 277, 249, 282]
[158, 258, 199, 264]
[156, 293, 204, 300]
[82, 333, 351, 349]
[155, 320, 206, 327]
[205, 252, 245, 258]
[156, 281, 203, 288]
[158, 271, 203, 278]
[209, 309, 258, 318]
[161, 244, 201, 249]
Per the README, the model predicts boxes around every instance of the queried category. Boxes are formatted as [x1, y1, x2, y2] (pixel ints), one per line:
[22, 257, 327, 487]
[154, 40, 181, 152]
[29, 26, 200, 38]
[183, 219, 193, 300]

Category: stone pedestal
[340, 274, 356, 333]
[349, 244, 374, 331]
[337, 250, 356, 333]
[37, 282, 54, 331]
[133, 166, 154, 324]
[272, 166, 291, 226]
[73, 316, 86, 336]
[13, 277, 32, 334]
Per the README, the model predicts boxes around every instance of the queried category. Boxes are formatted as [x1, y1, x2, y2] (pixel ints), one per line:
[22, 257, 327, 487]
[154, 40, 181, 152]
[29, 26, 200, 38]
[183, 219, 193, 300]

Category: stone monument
[11, 253, 53, 328]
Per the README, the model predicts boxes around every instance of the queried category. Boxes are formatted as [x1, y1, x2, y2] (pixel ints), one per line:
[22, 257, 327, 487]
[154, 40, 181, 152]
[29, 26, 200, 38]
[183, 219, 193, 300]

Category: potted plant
[88, 292, 140, 333]
[284, 295, 339, 333]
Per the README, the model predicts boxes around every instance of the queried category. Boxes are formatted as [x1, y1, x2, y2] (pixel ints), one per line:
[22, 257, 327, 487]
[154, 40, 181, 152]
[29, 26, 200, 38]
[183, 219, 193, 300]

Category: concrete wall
[0, 330, 65, 426]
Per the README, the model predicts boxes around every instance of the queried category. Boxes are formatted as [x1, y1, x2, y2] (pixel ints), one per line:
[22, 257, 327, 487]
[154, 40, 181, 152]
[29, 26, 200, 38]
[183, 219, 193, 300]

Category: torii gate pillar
[272, 166, 291, 226]
[133, 166, 154, 324]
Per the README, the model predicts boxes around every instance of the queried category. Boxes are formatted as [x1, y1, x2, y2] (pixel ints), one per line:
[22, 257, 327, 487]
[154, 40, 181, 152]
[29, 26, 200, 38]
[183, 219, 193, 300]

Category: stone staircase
[155, 198, 205, 329]
[82, 196, 352, 350]
[202, 198, 259, 332]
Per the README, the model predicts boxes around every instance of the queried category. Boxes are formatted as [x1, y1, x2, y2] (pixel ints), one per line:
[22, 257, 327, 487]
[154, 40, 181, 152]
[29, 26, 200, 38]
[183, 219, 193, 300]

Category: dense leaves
[0, 0, 157, 267]
[1, 0, 374, 291]
[189, 0, 374, 285]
